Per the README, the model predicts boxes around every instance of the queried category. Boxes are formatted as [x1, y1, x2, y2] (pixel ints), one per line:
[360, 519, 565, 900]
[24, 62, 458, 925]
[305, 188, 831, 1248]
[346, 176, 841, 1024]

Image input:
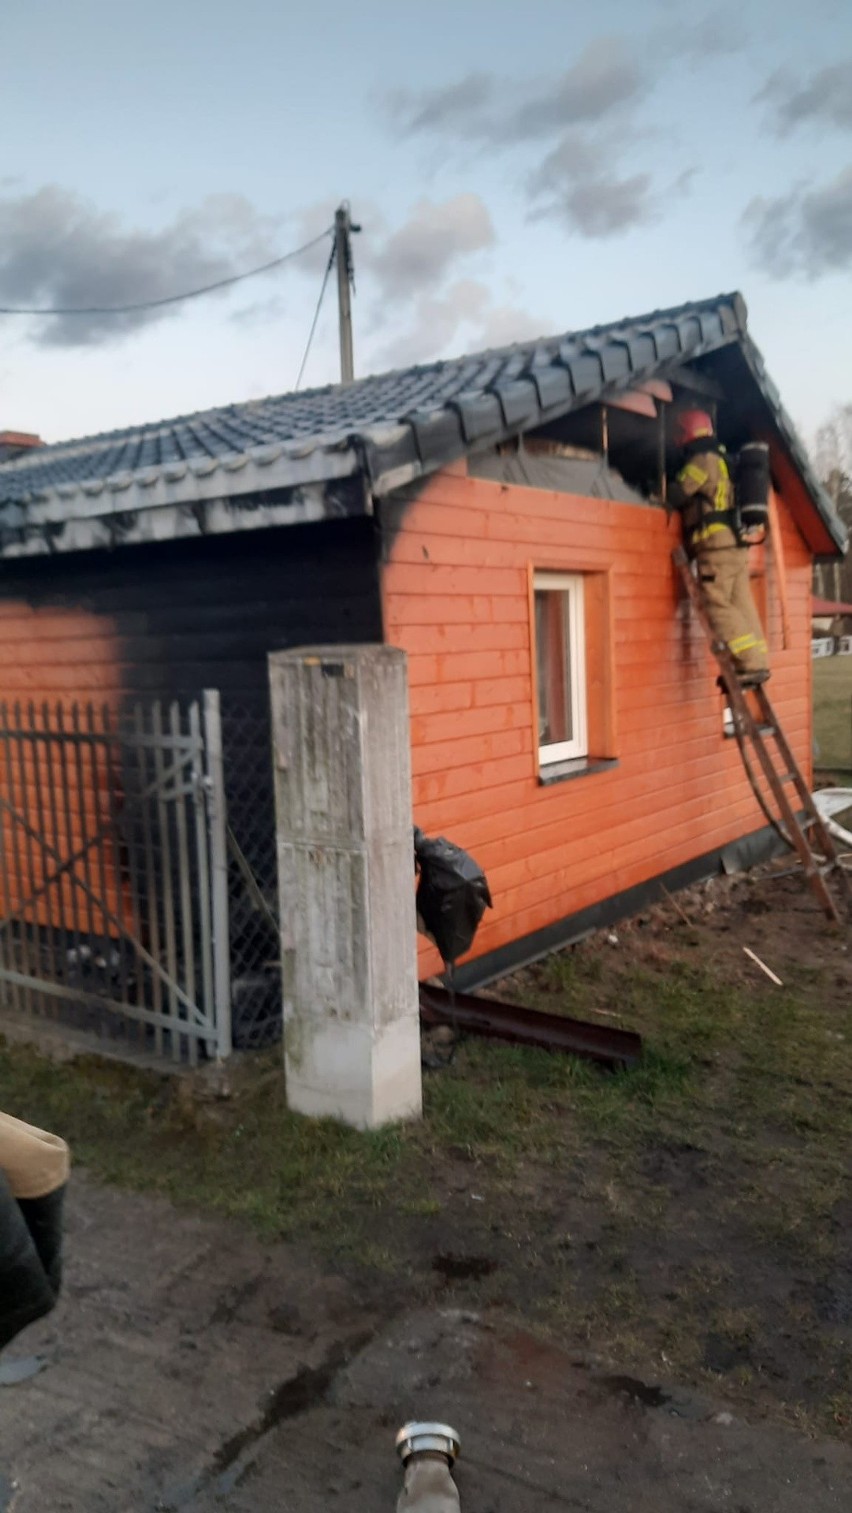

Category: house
[0, 291, 844, 1000]
[812, 596, 852, 641]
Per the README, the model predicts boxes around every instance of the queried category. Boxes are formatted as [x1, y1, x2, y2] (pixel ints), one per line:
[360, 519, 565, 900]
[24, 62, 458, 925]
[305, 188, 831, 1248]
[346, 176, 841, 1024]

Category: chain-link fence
[220, 700, 282, 1050]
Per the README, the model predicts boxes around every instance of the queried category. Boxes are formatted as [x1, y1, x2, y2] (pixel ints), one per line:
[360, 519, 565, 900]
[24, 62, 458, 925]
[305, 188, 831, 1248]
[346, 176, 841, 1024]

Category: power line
[295, 242, 336, 391]
[0, 227, 334, 317]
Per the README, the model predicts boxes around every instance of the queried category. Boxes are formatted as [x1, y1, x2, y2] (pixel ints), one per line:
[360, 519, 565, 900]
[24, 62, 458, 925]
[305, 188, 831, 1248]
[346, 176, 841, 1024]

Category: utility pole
[334, 204, 359, 386]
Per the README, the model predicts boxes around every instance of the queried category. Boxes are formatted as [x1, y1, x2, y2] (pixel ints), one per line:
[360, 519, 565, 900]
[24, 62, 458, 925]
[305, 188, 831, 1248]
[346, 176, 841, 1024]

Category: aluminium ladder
[673, 547, 846, 924]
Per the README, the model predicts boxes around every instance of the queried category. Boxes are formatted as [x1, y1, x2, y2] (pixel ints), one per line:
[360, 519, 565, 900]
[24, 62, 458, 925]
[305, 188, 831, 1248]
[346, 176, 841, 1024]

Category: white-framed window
[534, 572, 588, 765]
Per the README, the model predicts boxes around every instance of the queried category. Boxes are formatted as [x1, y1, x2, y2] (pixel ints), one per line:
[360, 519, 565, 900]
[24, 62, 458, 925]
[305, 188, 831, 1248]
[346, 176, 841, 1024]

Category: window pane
[535, 589, 572, 746]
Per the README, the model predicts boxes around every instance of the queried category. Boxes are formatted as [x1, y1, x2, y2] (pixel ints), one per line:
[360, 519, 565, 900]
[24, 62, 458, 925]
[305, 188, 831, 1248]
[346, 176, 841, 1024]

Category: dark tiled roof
[0, 290, 844, 555]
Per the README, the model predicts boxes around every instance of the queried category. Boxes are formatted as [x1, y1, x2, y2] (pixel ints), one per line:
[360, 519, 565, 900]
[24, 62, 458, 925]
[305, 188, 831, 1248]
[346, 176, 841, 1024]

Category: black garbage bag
[413, 827, 493, 968]
[0, 1113, 69, 1352]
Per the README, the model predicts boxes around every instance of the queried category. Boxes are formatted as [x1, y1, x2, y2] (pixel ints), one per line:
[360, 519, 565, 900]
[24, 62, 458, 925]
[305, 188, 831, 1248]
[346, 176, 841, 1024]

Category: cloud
[526, 128, 658, 235]
[759, 61, 852, 134]
[228, 295, 287, 328]
[542, 173, 657, 237]
[382, 36, 646, 147]
[379, 39, 663, 242]
[373, 277, 543, 369]
[364, 197, 543, 368]
[658, 7, 749, 61]
[527, 130, 613, 197]
[743, 165, 852, 278]
[384, 72, 494, 136]
[374, 279, 491, 368]
[504, 38, 646, 140]
[0, 187, 281, 347]
[369, 194, 495, 300]
[473, 303, 546, 350]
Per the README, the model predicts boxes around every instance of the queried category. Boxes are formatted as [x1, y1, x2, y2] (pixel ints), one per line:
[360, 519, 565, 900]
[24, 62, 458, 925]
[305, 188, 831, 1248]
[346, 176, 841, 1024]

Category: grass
[1, 942, 846, 1242]
[813, 655, 852, 772]
[2, 894, 851, 1437]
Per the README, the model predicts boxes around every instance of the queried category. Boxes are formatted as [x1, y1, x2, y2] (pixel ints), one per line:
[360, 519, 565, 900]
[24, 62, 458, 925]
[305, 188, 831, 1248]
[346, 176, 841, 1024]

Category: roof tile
[0, 290, 844, 554]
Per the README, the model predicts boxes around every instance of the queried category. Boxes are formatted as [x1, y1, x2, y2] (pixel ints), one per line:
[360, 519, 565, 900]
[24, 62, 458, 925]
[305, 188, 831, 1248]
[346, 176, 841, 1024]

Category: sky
[1, 0, 851, 447]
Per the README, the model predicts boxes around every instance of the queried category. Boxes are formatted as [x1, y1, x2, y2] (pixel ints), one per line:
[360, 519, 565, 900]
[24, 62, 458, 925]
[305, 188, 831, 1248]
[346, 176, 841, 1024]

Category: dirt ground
[1, 1175, 851, 1512]
[1, 855, 851, 1507]
[485, 862, 852, 1433]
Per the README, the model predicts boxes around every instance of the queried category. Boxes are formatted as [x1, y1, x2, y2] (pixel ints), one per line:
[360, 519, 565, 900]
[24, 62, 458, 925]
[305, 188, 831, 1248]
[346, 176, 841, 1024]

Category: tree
[812, 406, 852, 604]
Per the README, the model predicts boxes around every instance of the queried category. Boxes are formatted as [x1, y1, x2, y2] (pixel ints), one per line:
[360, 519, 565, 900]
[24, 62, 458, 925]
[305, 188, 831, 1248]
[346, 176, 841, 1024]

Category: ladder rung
[779, 772, 797, 784]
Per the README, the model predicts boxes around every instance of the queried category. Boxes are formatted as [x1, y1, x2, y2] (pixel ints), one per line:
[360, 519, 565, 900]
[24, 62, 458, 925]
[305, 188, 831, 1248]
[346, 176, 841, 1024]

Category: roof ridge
[0, 288, 841, 558]
[0, 291, 746, 466]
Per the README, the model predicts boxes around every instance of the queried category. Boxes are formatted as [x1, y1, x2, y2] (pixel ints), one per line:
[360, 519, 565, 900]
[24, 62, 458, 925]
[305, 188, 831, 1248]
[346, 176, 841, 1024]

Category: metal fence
[220, 701, 282, 1050]
[0, 695, 231, 1064]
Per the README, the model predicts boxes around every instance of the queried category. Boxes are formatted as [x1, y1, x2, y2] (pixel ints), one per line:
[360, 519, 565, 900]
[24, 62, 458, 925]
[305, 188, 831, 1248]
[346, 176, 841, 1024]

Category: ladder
[673, 547, 845, 924]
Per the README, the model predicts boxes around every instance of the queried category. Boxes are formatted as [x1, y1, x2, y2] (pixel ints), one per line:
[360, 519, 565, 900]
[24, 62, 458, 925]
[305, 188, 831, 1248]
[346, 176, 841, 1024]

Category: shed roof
[0, 290, 844, 558]
[813, 598, 852, 617]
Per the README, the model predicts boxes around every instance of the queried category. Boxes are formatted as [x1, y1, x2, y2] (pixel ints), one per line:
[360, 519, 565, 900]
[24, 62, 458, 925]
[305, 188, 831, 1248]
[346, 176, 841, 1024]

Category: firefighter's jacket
[671, 443, 737, 552]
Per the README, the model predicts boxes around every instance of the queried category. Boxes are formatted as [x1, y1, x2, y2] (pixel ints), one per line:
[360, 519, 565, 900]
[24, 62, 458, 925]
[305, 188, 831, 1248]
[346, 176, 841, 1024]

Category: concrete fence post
[269, 645, 422, 1129]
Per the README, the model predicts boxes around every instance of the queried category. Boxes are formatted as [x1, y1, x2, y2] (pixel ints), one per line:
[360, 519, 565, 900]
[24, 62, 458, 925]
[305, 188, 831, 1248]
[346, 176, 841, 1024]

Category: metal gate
[0, 692, 231, 1063]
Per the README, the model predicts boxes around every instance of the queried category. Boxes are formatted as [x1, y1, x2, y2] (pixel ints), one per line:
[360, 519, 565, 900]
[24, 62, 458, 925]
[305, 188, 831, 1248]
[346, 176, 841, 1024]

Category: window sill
[538, 756, 619, 787]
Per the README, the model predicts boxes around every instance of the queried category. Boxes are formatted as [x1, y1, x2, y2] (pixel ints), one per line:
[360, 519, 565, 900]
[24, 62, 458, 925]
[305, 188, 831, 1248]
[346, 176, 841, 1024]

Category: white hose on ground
[396, 1424, 461, 1513]
[397, 1456, 461, 1513]
[812, 788, 852, 849]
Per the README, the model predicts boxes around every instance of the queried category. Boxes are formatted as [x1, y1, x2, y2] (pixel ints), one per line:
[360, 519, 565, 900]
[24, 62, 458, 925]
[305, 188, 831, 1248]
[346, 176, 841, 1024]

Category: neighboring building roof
[813, 598, 852, 616]
[0, 290, 845, 558]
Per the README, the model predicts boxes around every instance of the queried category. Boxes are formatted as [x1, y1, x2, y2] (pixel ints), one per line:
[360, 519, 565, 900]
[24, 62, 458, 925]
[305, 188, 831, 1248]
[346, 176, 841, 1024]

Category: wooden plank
[383, 621, 530, 656]
[606, 390, 657, 418]
[411, 728, 532, 778]
[768, 491, 791, 651]
[639, 378, 674, 402]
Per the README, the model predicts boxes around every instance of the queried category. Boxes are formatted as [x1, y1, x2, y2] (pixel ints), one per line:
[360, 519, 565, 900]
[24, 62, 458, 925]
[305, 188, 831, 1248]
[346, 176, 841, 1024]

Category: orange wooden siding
[0, 605, 125, 935]
[382, 469, 812, 979]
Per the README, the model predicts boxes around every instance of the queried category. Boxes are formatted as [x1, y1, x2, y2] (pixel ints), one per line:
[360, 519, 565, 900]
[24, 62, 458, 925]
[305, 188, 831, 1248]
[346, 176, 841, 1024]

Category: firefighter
[671, 410, 769, 686]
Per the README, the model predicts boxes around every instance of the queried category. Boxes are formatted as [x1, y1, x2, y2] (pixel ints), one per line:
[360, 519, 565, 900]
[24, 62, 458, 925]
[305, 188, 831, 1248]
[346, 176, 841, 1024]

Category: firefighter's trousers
[695, 545, 768, 675]
[397, 1455, 461, 1512]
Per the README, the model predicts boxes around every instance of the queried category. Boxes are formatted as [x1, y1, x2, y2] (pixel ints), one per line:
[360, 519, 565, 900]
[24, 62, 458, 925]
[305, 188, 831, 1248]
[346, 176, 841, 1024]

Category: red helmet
[675, 409, 714, 446]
